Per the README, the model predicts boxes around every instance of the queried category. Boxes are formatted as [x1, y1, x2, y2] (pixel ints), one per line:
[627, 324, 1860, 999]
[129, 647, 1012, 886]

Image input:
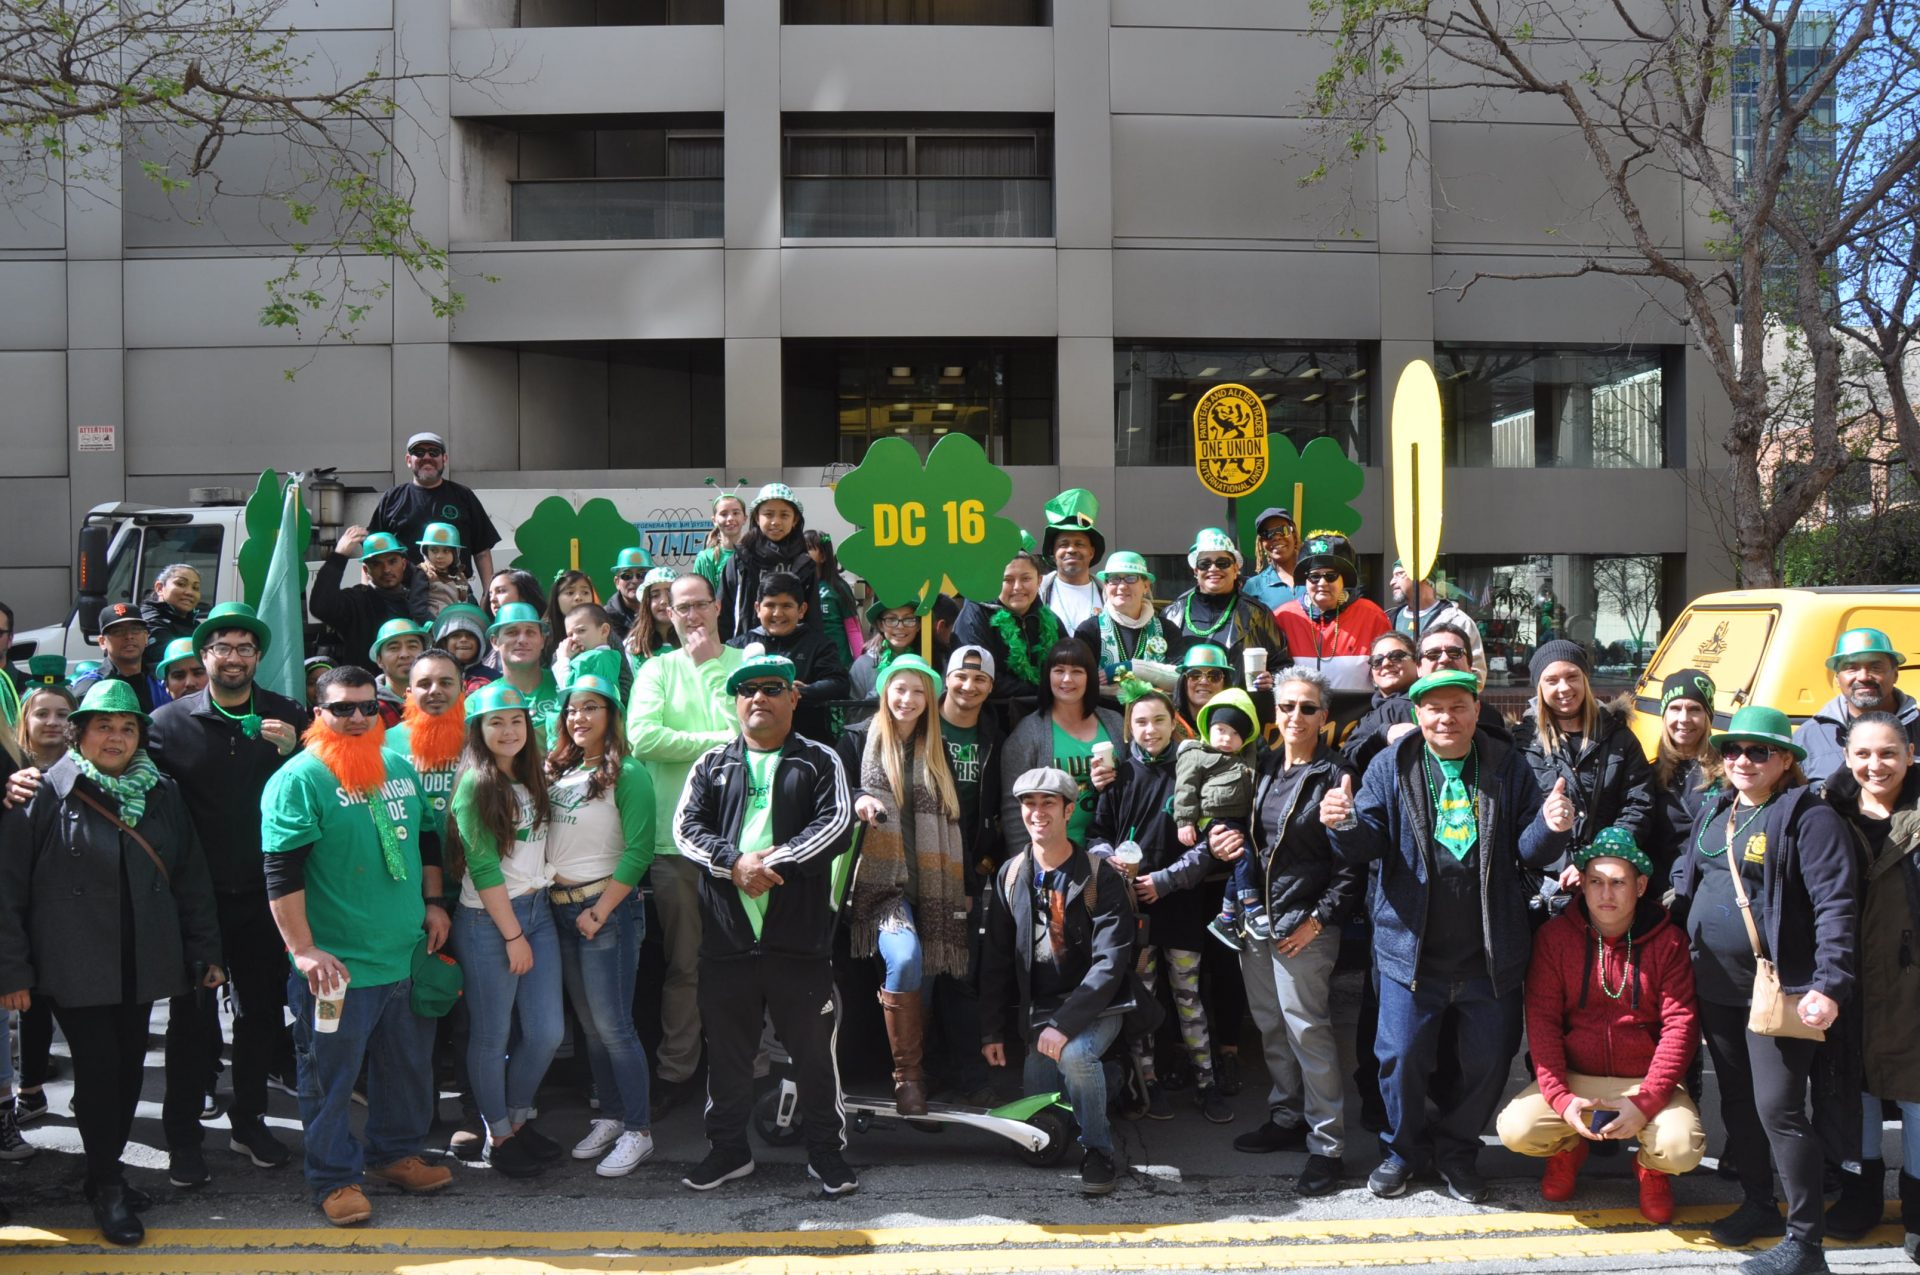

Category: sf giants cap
[98, 602, 145, 632]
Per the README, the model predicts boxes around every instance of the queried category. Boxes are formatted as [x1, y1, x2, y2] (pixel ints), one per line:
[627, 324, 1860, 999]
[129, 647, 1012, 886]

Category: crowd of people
[0, 443, 1912, 1275]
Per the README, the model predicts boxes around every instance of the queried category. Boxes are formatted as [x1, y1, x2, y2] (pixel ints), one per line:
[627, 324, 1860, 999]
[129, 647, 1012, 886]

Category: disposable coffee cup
[1091, 740, 1115, 767]
[1244, 648, 1268, 680]
[1112, 840, 1144, 880]
[314, 978, 349, 1033]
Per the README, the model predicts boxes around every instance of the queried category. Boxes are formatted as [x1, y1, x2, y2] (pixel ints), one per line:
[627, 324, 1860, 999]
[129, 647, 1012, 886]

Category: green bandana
[69, 748, 164, 827]
[1423, 745, 1479, 861]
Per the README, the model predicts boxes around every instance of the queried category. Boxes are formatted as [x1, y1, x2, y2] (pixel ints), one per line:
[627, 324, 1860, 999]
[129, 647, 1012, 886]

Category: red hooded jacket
[1524, 894, 1698, 1120]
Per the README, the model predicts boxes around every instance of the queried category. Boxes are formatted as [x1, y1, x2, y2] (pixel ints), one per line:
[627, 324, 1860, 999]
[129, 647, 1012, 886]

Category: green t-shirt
[501, 670, 561, 747]
[943, 719, 983, 842]
[384, 721, 457, 821]
[693, 545, 733, 590]
[260, 751, 435, 987]
[737, 747, 782, 939]
[1051, 718, 1110, 847]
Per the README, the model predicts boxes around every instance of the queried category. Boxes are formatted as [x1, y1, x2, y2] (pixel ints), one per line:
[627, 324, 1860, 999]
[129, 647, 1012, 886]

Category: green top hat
[156, 638, 201, 675]
[641, 567, 678, 590]
[192, 601, 273, 658]
[1041, 488, 1104, 562]
[24, 653, 69, 690]
[1710, 705, 1806, 761]
[369, 617, 432, 665]
[71, 678, 150, 724]
[560, 672, 624, 715]
[1409, 669, 1481, 703]
[1178, 644, 1232, 674]
[418, 522, 464, 551]
[1574, 826, 1655, 877]
[725, 653, 797, 696]
[612, 546, 654, 574]
[1018, 529, 1038, 554]
[750, 482, 803, 517]
[1094, 550, 1154, 585]
[1827, 627, 1905, 670]
[465, 681, 528, 722]
[876, 653, 944, 698]
[359, 532, 407, 561]
[1186, 527, 1242, 570]
[487, 602, 549, 638]
[432, 603, 489, 644]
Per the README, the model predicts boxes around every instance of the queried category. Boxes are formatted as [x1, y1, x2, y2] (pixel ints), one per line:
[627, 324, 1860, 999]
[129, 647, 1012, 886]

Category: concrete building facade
[0, 0, 1734, 678]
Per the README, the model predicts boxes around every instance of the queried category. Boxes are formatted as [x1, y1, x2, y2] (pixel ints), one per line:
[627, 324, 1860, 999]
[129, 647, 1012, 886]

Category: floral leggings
[1132, 946, 1213, 1085]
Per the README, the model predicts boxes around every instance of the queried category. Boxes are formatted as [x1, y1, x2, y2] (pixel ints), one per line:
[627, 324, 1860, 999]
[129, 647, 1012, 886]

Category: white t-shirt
[458, 783, 552, 907]
[1043, 574, 1101, 633]
[545, 767, 626, 885]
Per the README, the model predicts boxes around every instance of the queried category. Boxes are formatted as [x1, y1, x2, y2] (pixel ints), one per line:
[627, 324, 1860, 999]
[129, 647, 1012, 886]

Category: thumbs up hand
[1543, 776, 1575, 833]
[1321, 773, 1356, 829]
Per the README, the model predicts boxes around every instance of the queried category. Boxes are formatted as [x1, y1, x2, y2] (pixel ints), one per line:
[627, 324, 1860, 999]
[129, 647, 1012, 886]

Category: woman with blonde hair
[1649, 669, 1723, 879]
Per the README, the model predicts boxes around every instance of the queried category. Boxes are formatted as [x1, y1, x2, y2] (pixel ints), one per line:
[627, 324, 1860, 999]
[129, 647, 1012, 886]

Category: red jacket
[1524, 895, 1698, 1120]
[1273, 597, 1390, 693]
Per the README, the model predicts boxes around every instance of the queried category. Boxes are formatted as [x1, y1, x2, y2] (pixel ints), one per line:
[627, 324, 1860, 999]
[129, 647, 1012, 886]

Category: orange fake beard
[302, 716, 392, 797]
[401, 695, 466, 771]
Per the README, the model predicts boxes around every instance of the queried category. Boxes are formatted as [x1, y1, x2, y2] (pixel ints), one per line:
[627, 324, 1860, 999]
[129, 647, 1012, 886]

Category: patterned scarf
[850, 731, 972, 979]
[1098, 605, 1168, 669]
[69, 748, 163, 826]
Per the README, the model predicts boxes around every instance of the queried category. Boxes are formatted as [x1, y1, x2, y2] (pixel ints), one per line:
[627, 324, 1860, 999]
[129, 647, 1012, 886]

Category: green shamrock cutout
[1234, 435, 1365, 554]
[237, 468, 312, 608]
[510, 496, 642, 603]
[832, 434, 1026, 610]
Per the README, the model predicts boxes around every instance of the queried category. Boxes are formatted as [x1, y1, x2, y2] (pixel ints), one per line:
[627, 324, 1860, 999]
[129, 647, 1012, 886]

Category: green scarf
[989, 604, 1062, 686]
[1423, 745, 1479, 861]
[69, 748, 163, 827]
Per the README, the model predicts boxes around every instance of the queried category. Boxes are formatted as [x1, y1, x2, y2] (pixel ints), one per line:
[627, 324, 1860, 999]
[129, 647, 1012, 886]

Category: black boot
[1899, 1170, 1920, 1265]
[1825, 1158, 1885, 1240]
[87, 1182, 145, 1247]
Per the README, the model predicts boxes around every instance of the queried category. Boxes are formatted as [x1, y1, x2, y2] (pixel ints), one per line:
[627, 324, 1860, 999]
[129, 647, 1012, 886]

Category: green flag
[256, 480, 308, 706]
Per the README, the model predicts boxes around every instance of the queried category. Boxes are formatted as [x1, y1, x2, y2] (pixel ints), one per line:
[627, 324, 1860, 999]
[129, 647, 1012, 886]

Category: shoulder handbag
[1723, 813, 1824, 1041]
[73, 788, 171, 887]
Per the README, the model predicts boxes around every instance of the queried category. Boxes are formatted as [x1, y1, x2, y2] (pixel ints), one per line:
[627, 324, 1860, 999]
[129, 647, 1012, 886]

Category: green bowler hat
[612, 546, 654, 573]
[1178, 643, 1232, 674]
[1095, 550, 1154, 585]
[71, 678, 150, 724]
[465, 681, 528, 722]
[561, 672, 624, 714]
[876, 653, 944, 698]
[1827, 627, 1905, 670]
[1574, 826, 1655, 878]
[156, 638, 202, 675]
[487, 601, 549, 638]
[369, 617, 432, 665]
[418, 522, 464, 551]
[1409, 669, 1482, 703]
[191, 601, 274, 658]
[359, 532, 407, 561]
[725, 652, 797, 696]
[1709, 705, 1806, 760]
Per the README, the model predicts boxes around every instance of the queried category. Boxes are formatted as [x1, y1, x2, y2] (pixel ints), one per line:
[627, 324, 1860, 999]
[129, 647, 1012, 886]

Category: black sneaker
[1197, 1084, 1234, 1124]
[1144, 1083, 1174, 1121]
[1438, 1159, 1488, 1204]
[1711, 1199, 1788, 1247]
[651, 1076, 693, 1119]
[808, 1150, 860, 1197]
[1737, 1237, 1830, 1275]
[514, 1124, 566, 1163]
[484, 1134, 547, 1179]
[228, 1118, 291, 1168]
[449, 1125, 485, 1162]
[198, 1090, 225, 1123]
[682, 1146, 756, 1191]
[0, 1103, 33, 1161]
[1296, 1153, 1343, 1197]
[265, 1071, 299, 1098]
[13, 1090, 47, 1124]
[1368, 1155, 1413, 1198]
[1081, 1148, 1118, 1195]
[1215, 1051, 1243, 1097]
[1235, 1120, 1307, 1153]
[169, 1143, 211, 1188]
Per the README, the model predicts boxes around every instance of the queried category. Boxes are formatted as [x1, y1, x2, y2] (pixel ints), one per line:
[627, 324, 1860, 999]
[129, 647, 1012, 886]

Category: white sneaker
[596, 1130, 654, 1178]
[571, 1118, 623, 1161]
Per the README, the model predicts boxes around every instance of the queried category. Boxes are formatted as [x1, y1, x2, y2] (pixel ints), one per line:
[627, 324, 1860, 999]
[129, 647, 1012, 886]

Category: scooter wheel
[1018, 1106, 1077, 1167]
[752, 1088, 805, 1147]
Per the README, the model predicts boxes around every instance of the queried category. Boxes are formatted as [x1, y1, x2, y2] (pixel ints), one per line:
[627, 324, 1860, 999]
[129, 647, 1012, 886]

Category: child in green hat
[410, 522, 474, 621]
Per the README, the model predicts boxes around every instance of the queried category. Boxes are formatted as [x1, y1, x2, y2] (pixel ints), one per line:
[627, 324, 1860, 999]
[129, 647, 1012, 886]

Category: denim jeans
[453, 893, 565, 1137]
[553, 892, 652, 1131]
[1374, 971, 1523, 1173]
[287, 975, 436, 1203]
[1861, 1091, 1920, 1167]
[1022, 1013, 1124, 1155]
[876, 900, 925, 993]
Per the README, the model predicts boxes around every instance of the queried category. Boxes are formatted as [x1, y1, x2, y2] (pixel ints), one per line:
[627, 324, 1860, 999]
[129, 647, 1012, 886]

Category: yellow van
[1626, 586, 1920, 757]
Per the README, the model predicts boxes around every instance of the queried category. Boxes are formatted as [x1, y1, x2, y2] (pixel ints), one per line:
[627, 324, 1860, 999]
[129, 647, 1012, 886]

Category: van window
[1639, 606, 1778, 712]
[137, 524, 226, 618]
[1839, 607, 1920, 677]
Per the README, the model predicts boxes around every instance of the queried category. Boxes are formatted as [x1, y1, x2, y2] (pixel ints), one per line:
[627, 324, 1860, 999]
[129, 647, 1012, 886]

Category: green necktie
[1430, 750, 1478, 861]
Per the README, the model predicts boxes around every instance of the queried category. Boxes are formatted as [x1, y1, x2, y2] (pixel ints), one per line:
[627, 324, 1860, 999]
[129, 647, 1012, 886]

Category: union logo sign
[1192, 384, 1270, 498]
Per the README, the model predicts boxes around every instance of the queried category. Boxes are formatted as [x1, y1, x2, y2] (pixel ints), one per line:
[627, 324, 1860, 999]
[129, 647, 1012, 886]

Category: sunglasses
[735, 681, 791, 699]
[1420, 645, 1469, 663]
[1369, 651, 1413, 668]
[318, 701, 383, 718]
[1195, 557, 1236, 572]
[409, 446, 445, 459]
[1257, 526, 1294, 541]
[614, 571, 642, 583]
[1275, 700, 1323, 716]
[1305, 570, 1343, 585]
[1185, 669, 1227, 684]
[1718, 742, 1778, 763]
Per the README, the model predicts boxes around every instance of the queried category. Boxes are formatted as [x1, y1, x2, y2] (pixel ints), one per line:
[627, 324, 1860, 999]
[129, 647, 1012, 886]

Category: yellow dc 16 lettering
[871, 499, 988, 547]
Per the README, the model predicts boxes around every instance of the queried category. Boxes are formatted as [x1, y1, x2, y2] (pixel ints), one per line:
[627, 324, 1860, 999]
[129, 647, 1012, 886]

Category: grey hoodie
[1793, 688, 1920, 789]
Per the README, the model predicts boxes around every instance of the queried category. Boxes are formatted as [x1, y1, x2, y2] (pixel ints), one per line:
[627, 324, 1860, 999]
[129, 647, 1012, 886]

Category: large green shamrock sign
[511, 496, 642, 602]
[237, 468, 312, 608]
[832, 434, 1025, 610]
[1233, 434, 1365, 554]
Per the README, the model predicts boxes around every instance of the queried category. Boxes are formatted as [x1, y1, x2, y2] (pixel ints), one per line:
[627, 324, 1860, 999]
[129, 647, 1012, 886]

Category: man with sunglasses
[673, 652, 854, 1196]
[1161, 528, 1288, 688]
[1240, 507, 1303, 612]
[603, 547, 654, 646]
[368, 432, 499, 585]
[1793, 627, 1920, 788]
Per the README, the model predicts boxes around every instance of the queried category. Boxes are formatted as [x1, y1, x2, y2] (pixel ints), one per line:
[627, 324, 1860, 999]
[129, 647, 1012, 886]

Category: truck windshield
[1638, 605, 1777, 712]
[138, 523, 226, 617]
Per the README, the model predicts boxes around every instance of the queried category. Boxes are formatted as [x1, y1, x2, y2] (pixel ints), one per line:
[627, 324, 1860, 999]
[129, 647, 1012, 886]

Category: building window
[1429, 553, 1667, 686]
[784, 0, 1047, 22]
[783, 339, 1055, 467]
[513, 0, 723, 24]
[1437, 345, 1667, 468]
[783, 120, 1052, 237]
[502, 124, 722, 241]
[1114, 344, 1372, 467]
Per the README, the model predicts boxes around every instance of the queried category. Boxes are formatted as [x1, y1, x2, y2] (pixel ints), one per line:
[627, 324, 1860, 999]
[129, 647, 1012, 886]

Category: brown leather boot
[879, 989, 929, 1116]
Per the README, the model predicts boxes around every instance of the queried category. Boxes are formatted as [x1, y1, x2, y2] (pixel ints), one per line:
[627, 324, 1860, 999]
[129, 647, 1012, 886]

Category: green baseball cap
[612, 546, 654, 573]
[877, 652, 944, 698]
[561, 672, 624, 715]
[417, 522, 464, 551]
[1827, 627, 1905, 670]
[1409, 669, 1482, 703]
[487, 601, 549, 638]
[1095, 551, 1154, 585]
[1709, 705, 1806, 760]
[369, 617, 432, 665]
[1178, 643, 1232, 674]
[410, 939, 464, 1018]
[1574, 826, 1655, 877]
[465, 681, 529, 722]
[359, 532, 407, 561]
[70, 678, 150, 724]
[725, 652, 797, 696]
[156, 637, 202, 676]
[192, 601, 273, 658]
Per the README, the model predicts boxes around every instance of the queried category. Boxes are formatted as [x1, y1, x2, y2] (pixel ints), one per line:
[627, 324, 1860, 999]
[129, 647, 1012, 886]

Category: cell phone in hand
[1589, 1108, 1613, 1133]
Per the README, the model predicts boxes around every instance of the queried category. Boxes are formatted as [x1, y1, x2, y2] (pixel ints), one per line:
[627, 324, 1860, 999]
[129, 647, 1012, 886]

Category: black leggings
[1698, 998, 1825, 1243]
[50, 1000, 153, 1189]
[17, 999, 54, 1088]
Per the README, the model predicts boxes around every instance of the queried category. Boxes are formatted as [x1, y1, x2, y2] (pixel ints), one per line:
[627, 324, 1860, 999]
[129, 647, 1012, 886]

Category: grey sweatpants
[1238, 925, 1345, 1157]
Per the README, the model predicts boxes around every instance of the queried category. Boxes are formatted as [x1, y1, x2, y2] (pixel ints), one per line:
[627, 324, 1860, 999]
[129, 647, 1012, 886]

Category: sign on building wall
[77, 426, 116, 453]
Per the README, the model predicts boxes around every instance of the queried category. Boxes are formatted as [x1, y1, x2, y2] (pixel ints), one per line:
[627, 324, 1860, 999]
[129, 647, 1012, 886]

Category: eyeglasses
[409, 446, 445, 459]
[1420, 645, 1469, 663]
[1103, 574, 1144, 586]
[669, 601, 716, 617]
[614, 571, 642, 584]
[1275, 700, 1324, 716]
[1257, 526, 1293, 542]
[318, 701, 383, 718]
[1304, 570, 1342, 585]
[208, 643, 259, 659]
[1718, 742, 1778, 763]
[735, 681, 790, 700]
[879, 615, 919, 630]
[1369, 651, 1413, 668]
[1185, 669, 1227, 684]
[1194, 557, 1235, 572]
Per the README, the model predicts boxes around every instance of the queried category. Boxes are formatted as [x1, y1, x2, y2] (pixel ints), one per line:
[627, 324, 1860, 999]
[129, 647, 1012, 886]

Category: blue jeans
[553, 893, 652, 1131]
[453, 894, 565, 1137]
[876, 900, 924, 993]
[1374, 972, 1523, 1173]
[287, 975, 436, 1203]
[1023, 1013, 1124, 1155]
[1861, 1090, 1920, 1166]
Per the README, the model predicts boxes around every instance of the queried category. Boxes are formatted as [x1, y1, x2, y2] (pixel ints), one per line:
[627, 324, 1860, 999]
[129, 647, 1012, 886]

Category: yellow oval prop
[1390, 359, 1444, 582]
[1192, 384, 1270, 498]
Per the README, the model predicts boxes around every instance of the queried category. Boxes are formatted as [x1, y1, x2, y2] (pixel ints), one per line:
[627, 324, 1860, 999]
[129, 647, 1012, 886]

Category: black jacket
[728, 624, 848, 744]
[1515, 702, 1656, 864]
[1343, 690, 1408, 775]
[605, 591, 642, 645]
[717, 539, 821, 643]
[1671, 784, 1859, 1001]
[978, 845, 1132, 1044]
[1652, 755, 1719, 885]
[1248, 744, 1365, 938]
[147, 685, 307, 895]
[0, 755, 221, 1008]
[310, 550, 414, 672]
[140, 598, 199, 669]
[952, 600, 1059, 715]
[1088, 744, 1217, 948]
[1159, 588, 1291, 671]
[672, 731, 853, 962]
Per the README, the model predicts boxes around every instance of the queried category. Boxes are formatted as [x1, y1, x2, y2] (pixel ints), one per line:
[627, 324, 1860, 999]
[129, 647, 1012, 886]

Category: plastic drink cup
[1091, 740, 1115, 767]
[1112, 840, 1144, 880]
